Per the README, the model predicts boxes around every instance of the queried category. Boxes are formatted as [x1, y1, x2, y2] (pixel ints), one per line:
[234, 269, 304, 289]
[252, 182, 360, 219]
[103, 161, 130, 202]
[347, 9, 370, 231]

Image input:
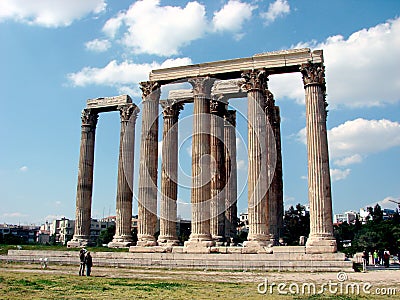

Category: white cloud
[67, 57, 192, 95]
[212, 0, 256, 37]
[334, 154, 363, 167]
[330, 168, 351, 182]
[261, 0, 290, 25]
[44, 214, 67, 221]
[85, 39, 111, 52]
[328, 118, 400, 159]
[297, 118, 400, 167]
[274, 18, 400, 108]
[3, 212, 27, 218]
[103, 0, 207, 56]
[237, 159, 246, 170]
[19, 166, 28, 172]
[0, 0, 106, 27]
[365, 196, 400, 210]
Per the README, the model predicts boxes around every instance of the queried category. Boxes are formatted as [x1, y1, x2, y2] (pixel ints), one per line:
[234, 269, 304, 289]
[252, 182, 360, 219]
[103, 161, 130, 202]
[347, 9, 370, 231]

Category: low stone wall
[1, 247, 354, 272]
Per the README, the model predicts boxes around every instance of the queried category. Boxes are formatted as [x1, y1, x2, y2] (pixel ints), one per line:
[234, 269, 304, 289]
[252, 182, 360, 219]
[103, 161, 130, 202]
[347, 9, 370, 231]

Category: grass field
[0, 263, 397, 300]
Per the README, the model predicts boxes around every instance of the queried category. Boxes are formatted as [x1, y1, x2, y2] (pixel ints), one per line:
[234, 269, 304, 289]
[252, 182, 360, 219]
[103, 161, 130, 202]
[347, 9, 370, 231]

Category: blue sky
[0, 0, 399, 225]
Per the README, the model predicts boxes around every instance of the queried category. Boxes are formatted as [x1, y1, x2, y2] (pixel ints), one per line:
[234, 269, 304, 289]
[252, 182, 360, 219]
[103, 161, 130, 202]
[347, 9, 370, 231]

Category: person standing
[78, 249, 86, 276]
[85, 251, 93, 276]
[373, 250, 379, 267]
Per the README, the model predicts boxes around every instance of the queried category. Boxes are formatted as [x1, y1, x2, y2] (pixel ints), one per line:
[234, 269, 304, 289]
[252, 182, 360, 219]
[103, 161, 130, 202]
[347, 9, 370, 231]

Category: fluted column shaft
[224, 110, 237, 240]
[301, 63, 336, 253]
[273, 106, 284, 239]
[109, 104, 139, 247]
[70, 109, 98, 246]
[187, 77, 215, 244]
[242, 70, 271, 247]
[158, 102, 182, 245]
[137, 82, 160, 246]
[210, 99, 226, 242]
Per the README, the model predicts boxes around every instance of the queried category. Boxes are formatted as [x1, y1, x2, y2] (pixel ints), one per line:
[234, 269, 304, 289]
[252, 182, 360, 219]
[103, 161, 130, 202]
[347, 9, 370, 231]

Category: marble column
[184, 76, 216, 251]
[300, 63, 337, 254]
[109, 104, 139, 248]
[224, 110, 238, 242]
[264, 90, 283, 242]
[68, 109, 98, 247]
[273, 105, 284, 240]
[210, 98, 226, 243]
[137, 81, 160, 247]
[158, 101, 183, 246]
[241, 70, 272, 251]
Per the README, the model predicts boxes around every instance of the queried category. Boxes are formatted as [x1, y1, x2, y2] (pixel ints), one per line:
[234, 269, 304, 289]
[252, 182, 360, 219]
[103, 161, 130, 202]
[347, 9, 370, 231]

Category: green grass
[0, 270, 397, 300]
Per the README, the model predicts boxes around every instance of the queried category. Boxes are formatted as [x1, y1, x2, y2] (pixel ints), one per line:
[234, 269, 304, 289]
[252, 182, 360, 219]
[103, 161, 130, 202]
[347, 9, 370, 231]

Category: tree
[282, 204, 310, 245]
[96, 225, 115, 246]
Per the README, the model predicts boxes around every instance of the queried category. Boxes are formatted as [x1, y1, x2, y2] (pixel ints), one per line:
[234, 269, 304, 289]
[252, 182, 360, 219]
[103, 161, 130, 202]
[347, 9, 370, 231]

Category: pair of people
[78, 249, 93, 276]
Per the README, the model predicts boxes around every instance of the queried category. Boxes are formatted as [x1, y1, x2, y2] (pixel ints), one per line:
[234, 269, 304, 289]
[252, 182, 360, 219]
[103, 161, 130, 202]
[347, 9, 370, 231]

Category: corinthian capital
[140, 81, 161, 101]
[81, 109, 98, 127]
[160, 100, 184, 120]
[224, 110, 236, 127]
[188, 76, 216, 96]
[300, 63, 326, 87]
[241, 69, 268, 92]
[118, 104, 139, 122]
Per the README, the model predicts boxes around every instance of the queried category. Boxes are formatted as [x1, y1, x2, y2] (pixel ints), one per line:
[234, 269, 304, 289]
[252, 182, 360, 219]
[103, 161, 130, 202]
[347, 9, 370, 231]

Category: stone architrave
[224, 110, 238, 241]
[209, 98, 226, 244]
[300, 63, 337, 254]
[158, 101, 183, 246]
[241, 70, 273, 252]
[184, 76, 216, 252]
[137, 81, 160, 247]
[109, 104, 139, 248]
[68, 109, 98, 247]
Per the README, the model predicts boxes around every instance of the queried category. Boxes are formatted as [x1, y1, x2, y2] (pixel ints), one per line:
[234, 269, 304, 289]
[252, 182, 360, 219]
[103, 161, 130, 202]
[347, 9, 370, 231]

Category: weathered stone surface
[86, 95, 132, 110]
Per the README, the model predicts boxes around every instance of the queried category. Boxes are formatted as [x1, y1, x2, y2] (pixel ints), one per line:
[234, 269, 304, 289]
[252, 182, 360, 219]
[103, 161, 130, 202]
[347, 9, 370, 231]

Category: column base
[137, 234, 157, 247]
[243, 240, 273, 254]
[67, 237, 91, 248]
[305, 236, 337, 254]
[184, 240, 216, 253]
[157, 236, 180, 246]
[212, 235, 226, 246]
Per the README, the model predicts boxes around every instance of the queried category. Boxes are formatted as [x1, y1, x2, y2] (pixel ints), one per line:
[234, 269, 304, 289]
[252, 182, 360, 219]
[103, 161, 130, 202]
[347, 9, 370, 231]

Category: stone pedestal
[109, 104, 139, 248]
[158, 101, 183, 246]
[137, 81, 160, 247]
[184, 77, 216, 251]
[68, 109, 98, 248]
[210, 98, 226, 243]
[241, 70, 273, 251]
[301, 63, 336, 254]
[224, 110, 238, 240]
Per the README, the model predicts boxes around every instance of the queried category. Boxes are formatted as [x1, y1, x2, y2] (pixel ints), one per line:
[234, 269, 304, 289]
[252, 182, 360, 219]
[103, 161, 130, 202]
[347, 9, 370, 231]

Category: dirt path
[1, 262, 399, 287]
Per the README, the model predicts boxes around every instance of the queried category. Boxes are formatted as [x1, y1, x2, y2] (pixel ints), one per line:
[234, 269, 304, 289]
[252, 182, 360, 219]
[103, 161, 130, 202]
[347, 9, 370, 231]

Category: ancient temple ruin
[68, 48, 337, 255]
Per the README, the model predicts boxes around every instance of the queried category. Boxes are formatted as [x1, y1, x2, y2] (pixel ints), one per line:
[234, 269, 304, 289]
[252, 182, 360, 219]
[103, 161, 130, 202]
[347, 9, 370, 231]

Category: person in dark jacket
[78, 249, 86, 276]
[85, 252, 93, 276]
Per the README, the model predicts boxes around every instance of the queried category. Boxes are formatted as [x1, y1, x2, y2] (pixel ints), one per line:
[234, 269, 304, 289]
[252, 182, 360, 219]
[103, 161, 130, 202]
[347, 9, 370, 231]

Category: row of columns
[68, 103, 139, 248]
[69, 62, 336, 254]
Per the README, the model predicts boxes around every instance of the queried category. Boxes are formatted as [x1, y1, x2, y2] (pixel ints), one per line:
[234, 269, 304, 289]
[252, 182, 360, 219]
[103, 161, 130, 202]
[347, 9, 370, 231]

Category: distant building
[0, 224, 40, 244]
[334, 211, 357, 225]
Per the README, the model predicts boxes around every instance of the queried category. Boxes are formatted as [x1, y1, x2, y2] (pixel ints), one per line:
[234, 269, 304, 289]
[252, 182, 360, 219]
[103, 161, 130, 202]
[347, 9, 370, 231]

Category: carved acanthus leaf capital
[81, 109, 98, 127]
[188, 76, 216, 96]
[140, 81, 161, 101]
[224, 110, 236, 127]
[160, 100, 184, 119]
[118, 104, 139, 122]
[210, 99, 226, 115]
[241, 69, 268, 92]
[300, 63, 326, 87]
